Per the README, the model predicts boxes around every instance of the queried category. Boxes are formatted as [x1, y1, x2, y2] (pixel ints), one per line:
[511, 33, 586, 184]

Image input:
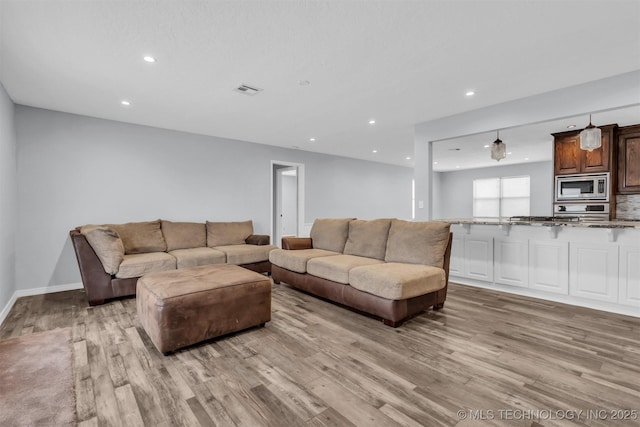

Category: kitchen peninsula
[442, 217, 640, 317]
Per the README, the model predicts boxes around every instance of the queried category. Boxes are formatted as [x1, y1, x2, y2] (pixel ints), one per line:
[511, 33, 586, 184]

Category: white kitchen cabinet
[569, 242, 619, 303]
[446, 222, 639, 317]
[618, 245, 640, 308]
[529, 240, 569, 295]
[494, 238, 529, 288]
[449, 234, 464, 276]
[463, 235, 493, 282]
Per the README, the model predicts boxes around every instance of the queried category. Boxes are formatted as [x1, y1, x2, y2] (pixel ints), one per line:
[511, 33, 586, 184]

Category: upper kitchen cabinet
[617, 125, 640, 194]
[553, 125, 616, 175]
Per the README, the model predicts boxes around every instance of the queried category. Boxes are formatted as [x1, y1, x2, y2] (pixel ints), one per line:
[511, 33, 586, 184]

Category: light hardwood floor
[1, 282, 639, 427]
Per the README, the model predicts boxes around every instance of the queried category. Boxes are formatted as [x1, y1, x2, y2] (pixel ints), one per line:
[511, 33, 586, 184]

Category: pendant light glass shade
[579, 114, 601, 152]
[491, 130, 506, 161]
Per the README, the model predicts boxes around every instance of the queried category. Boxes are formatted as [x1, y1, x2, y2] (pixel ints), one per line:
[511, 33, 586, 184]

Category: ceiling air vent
[233, 84, 263, 96]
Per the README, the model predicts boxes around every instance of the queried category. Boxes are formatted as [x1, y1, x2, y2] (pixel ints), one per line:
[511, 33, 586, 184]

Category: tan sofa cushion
[115, 252, 176, 279]
[307, 254, 383, 284]
[384, 220, 451, 267]
[349, 263, 445, 300]
[80, 225, 124, 275]
[110, 220, 167, 254]
[207, 221, 253, 247]
[162, 221, 206, 251]
[310, 218, 353, 253]
[215, 244, 277, 265]
[168, 247, 226, 269]
[343, 219, 392, 260]
[269, 248, 339, 273]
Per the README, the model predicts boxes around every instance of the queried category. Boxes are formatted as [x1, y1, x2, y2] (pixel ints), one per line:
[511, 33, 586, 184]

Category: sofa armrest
[70, 229, 113, 306]
[246, 234, 270, 245]
[282, 237, 312, 250]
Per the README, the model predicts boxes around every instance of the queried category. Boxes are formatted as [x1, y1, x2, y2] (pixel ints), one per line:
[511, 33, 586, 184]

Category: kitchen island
[441, 217, 640, 317]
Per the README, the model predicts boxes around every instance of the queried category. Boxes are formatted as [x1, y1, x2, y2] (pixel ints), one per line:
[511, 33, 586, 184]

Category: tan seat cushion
[162, 221, 206, 251]
[349, 263, 445, 300]
[307, 254, 384, 284]
[110, 220, 167, 254]
[168, 247, 226, 269]
[269, 248, 339, 273]
[310, 218, 353, 253]
[207, 221, 253, 247]
[385, 219, 451, 267]
[214, 244, 277, 265]
[80, 225, 124, 275]
[116, 252, 176, 279]
[343, 219, 392, 260]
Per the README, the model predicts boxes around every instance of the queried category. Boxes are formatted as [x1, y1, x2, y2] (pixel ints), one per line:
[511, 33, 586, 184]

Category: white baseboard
[0, 282, 83, 328]
[0, 292, 18, 330]
[450, 276, 640, 319]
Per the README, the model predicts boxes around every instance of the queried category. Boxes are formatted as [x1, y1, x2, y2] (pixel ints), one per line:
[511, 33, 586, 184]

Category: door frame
[270, 160, 305, 247]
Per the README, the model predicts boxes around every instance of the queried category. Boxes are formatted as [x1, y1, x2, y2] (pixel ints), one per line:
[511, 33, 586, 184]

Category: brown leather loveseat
[269, 218, 452, 327]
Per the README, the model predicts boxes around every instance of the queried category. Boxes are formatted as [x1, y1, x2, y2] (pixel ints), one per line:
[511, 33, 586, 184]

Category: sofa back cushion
[80, 225, 124, 274]
[310, 218, 353, 253]
[384, 219, 451, 267]
[109, 220, 167, 254]
[161, 220, 206, 251]
[207, 220, 253, 247]
[343, 219, 391, 260]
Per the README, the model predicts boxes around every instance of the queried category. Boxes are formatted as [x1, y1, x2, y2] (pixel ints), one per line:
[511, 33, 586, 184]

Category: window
[473, 176, 530, 217]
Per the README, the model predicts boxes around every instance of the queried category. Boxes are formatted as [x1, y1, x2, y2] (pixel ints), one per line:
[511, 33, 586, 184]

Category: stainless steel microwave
[555, 172, 609, 202]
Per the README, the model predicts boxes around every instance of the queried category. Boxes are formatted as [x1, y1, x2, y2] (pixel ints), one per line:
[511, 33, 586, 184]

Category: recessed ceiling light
[143, 56, 156, 63]
[524, 157, 529, 160]
[309, 138, 316, 142]
[483, 144, 490, 148]
[455, 165, 460, 169]
[121, 100, 131, 106]
[405, 156, 412, 160]
[372, 149, 378, 153]
[567, 124, 576, 129]
[465, 90, 475, 97]
[507, 152, 512, 155]
[369, 119, 376, 125]
[433, 161, 438, 165]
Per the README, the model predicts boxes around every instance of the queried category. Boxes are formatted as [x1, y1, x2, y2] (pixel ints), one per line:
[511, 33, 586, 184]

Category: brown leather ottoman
[137, 264, 271, 355]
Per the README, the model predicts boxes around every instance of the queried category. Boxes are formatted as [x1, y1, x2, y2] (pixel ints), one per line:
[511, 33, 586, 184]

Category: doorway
[271, 161, 305, 247]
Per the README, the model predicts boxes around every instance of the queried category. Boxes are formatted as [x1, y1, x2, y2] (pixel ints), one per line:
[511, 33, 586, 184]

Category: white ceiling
[433, 104, 640, 171]
[1, 1, 639, 167]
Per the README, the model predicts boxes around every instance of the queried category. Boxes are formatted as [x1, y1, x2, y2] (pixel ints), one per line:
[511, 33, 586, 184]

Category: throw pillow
[207, 220, 253, 247]
[161, 220, 206, 251]
[80, 225, 124, 275]
[310, 218, 354, 253]
[384, 219, 451, 267]
[343, 219, 392, 260]
[109, 220, 167, 254]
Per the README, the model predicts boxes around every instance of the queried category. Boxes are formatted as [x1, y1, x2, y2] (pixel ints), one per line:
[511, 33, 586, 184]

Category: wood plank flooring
[1, 282, 639, 427]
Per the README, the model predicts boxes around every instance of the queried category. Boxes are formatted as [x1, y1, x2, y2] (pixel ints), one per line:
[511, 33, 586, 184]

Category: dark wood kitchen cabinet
[617, 125, 640, 194]
[553, 124, 616, 175]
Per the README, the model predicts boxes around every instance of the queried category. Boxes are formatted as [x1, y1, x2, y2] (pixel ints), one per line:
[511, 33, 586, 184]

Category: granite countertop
[441, 218, 640, 229]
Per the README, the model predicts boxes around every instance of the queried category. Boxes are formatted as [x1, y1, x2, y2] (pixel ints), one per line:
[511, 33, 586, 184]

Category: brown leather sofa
[269, 218, 452, 327]
[71, 219, 275, 306]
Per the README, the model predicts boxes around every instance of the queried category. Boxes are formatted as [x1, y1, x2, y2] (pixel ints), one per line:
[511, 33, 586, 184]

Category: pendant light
[579, 114, 601, 151]
[491, 130, 506, 161]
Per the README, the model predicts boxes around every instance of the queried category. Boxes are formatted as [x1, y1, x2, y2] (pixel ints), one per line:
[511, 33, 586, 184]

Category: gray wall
[15, 106, 413, 291]
[433, 161, 553, 219]
[0, 82, 17, 312]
